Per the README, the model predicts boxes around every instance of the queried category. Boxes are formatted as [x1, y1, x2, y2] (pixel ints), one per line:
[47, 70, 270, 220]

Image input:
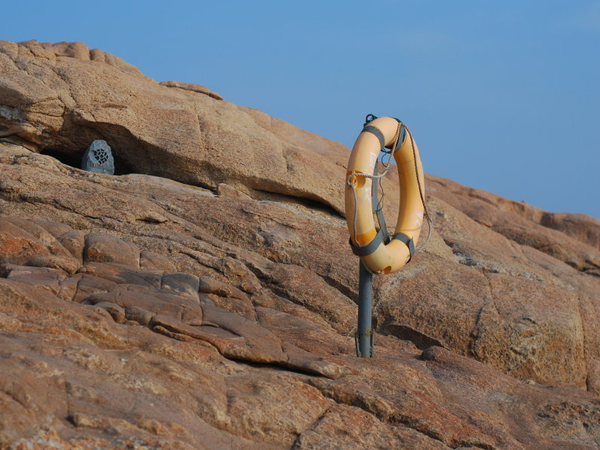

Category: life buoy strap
[361, 126, 386, 148]
[350, 230, 415, 262]
[394, 125, 407, 152]
[372, 163, 390, 244]
[349, 229, 385, 256]
[362, 122, 407, 153]
[392, 232, 415, 262]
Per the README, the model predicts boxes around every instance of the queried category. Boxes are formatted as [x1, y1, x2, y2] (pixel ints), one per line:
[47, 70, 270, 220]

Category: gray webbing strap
[350, 229, 384, 257]
[362, 126, 385, 148]
[372, 164, 390, 244]
[392, 232, 415, 261]
[393, 125, 407, 153]
[364, 123, 407, 153]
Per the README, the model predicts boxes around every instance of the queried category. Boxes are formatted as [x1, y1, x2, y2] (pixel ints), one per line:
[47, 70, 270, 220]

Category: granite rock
[1, 40, 600, 449]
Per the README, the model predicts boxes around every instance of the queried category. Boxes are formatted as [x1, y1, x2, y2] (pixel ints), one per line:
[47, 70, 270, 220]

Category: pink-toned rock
[27, 254, 81, 274]
[428, 175, 600, 273]
[224, 372, 329, 445]
[160, 80, 223, 100]
[0, 219, 49, 265]
[540, 211, 600, 250]
[217, 182, 253, 200]
[71, 273, 118, 303]
[140, 250, 176, 272]
[161, 272, 200, 299]
[79, 262, 160, 288]
[5, 265, 67, 295]
[2, 217, 72, 258]
[55, 229, 87, 262]
[84, 233, 140, 267]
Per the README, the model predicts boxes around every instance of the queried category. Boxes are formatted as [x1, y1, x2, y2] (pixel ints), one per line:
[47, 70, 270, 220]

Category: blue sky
[3, 1, 600, 219]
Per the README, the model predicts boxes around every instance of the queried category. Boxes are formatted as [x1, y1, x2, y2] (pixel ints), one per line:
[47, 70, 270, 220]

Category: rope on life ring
[345, 115, 427, 274]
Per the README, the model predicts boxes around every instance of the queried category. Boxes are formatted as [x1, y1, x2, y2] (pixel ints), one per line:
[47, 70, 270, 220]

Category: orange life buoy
[345, 116, 425, 274]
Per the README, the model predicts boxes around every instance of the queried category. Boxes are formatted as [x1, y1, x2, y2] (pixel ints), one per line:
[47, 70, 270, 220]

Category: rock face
[1, 40, 600, 449]
[0, 39, 346, 213]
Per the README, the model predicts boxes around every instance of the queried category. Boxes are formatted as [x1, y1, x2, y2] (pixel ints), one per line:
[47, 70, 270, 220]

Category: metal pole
[356, 260, 374, 357]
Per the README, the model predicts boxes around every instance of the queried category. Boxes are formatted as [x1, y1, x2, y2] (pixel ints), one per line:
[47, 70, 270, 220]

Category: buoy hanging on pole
[346, 115, 426, 274]
[345, 115, 427, 357]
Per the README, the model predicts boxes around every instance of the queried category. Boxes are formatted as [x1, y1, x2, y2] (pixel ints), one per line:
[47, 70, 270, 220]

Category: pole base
[355, 331, 374, 358]
[356, 260, 375, 358]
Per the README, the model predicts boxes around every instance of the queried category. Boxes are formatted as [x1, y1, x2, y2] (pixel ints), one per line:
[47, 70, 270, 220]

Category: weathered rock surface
[1, 40, 600, 449]
[0, 39, 347, 214]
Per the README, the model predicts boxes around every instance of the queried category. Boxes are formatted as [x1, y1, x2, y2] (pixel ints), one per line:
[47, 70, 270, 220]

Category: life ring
[345, 116, 425, 274]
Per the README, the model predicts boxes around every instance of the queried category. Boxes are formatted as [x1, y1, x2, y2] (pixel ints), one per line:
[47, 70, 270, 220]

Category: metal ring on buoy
[345, 116, 425, 274]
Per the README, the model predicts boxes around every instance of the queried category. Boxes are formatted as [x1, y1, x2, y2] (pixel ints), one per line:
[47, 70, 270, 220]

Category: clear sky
[3, 1, 599, 219]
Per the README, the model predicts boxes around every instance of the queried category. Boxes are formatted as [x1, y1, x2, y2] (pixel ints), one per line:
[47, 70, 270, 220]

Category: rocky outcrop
[428, 176, 600, 274]
[2, 142, 600, 449]
[0, 39, 347, 214]
[2, 40, 600, 449]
